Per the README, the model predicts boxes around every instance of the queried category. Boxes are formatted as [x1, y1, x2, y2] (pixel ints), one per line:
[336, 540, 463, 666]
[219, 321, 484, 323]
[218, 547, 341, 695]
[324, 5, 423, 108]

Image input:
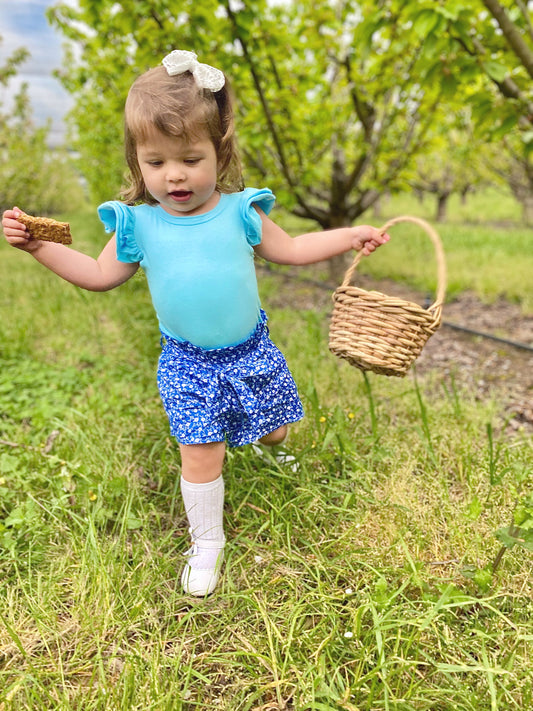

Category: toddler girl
[2, 50, 389, 596]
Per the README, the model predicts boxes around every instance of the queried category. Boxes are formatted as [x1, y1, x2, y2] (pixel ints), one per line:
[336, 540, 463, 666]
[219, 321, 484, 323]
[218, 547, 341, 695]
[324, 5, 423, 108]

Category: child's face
[136, 129, 219, 216]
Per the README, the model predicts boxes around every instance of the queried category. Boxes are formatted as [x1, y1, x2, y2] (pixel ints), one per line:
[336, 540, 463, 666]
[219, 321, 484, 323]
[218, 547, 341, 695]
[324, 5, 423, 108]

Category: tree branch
[224, 0, 314, 217]
[452, 32, 533, 125]
[292, 203, 331, 226]
[516, 0, 533, 42]
[342, 55, 375, 142]
[345, 152, 371, 195]
[481, 0, 533, 79]
[347, 188, 381, 222]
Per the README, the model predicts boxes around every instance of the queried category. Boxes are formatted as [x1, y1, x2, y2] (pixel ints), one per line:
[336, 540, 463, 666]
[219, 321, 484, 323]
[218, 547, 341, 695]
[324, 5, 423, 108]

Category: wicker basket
[329, 215, 446, 377]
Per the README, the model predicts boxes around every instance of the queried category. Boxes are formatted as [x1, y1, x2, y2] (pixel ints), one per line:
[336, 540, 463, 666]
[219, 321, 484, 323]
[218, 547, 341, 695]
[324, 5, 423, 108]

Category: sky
[0, 0, 73, 146]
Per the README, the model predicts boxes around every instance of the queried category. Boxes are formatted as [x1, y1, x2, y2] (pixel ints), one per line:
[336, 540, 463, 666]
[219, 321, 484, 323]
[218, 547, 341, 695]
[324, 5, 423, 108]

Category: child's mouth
[170, 190, 192, 202]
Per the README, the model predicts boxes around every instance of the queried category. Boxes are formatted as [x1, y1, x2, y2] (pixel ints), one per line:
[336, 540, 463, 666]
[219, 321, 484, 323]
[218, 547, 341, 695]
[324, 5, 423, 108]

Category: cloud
[0, 0, 73, 146]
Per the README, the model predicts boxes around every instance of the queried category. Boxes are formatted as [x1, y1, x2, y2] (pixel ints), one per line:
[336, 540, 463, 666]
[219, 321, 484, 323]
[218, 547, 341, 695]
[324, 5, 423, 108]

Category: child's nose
[167, 163, 186, 182]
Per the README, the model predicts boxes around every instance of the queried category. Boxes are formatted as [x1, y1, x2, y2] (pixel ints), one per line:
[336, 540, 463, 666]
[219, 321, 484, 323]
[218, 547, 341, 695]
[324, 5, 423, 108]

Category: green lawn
[280, 185, 533, 311]
[0, 198, 532, 709]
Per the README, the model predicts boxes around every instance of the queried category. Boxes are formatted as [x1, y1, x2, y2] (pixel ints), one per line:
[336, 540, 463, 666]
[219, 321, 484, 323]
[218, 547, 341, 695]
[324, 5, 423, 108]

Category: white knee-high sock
[180, 475, 225, 544]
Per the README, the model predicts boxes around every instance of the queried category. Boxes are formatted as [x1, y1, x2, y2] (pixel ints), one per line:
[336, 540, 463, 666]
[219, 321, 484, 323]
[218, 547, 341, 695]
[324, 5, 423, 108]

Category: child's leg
[180, 442, 226, 596]
[254, 425, 298, 472]
[258, 424, 288, 447]
[180, 441, 226, 484]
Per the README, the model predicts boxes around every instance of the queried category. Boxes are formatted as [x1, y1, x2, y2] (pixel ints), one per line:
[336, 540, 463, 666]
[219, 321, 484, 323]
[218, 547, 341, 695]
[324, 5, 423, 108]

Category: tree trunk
[508, 173, 533, 226]
[521, 193, 533, 226]
[326, 213, 353, 284]
[436, 193, 450, 222]
[327, 252, 352, 285]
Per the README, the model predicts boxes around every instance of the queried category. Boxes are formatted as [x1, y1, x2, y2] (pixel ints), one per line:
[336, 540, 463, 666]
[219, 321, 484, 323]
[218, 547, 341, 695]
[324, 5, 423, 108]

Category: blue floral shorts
[157, 312, 304, 447]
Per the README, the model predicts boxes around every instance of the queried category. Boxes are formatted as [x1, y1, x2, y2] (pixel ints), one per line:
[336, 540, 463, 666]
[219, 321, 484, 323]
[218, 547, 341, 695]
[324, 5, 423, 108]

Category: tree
[411, 0, 533, 221]
[489, 134, 533, 224]
[0, 38, 85, 216]
[408, 0, 533, 132]
[366, 1, 533, 224]
[410, 111, 494, 221]
[476, 0, 533, 221]
[47, 0, 532, 266]
[480, 0, 533, 121]
[45, 3, 446, 216]
[48, 0, 455, 276]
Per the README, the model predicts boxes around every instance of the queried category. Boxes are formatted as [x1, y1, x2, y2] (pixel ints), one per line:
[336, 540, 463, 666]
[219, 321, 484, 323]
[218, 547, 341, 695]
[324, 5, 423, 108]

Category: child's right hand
[2, 207, 41, 252]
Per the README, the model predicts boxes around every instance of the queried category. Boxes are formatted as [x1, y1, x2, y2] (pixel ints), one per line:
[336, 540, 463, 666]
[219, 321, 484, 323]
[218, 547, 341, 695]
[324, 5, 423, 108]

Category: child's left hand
[351, 225, 390, 256]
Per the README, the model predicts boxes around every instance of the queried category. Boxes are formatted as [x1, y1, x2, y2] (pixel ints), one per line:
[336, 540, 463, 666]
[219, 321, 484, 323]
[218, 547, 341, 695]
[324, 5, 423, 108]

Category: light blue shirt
[98, 188, 275, 349]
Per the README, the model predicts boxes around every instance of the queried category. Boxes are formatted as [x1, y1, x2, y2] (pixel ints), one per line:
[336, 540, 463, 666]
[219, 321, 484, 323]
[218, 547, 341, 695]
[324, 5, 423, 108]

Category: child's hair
[122, 65, 243, 204]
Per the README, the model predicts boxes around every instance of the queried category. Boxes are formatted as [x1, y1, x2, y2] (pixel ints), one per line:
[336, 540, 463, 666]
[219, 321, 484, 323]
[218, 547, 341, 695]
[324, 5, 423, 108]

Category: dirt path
[260, 265, 533, 433]
[417, 292, 533, 432]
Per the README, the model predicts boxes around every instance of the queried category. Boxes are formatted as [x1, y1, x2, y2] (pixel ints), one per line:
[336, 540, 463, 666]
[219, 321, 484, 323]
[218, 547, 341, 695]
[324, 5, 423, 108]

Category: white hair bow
[162, 50, 225, 92]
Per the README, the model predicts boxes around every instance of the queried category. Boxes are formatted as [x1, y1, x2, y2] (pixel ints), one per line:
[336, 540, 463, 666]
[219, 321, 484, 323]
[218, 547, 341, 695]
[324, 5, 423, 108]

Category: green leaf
[413, 10, 441, 38]
[484, 60, 508, 83]
[462, 564, 493, 592]
[473, 567, 493, 592]
[0, 454, 19, 474]
[126, 517, 143, 530]
[495, 526, 520, 549]
[441, 72, 459, 98]
[514, 505, 533, 528]
[495, 525, 533, 552]
[4, 506, 26, 528]
[466, 496, 483, 521]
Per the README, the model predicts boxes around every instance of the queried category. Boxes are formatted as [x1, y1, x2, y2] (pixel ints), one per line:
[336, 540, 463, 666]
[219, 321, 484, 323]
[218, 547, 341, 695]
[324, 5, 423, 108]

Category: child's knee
[259, 425, 288, 447]
[180, 441, 226, 482]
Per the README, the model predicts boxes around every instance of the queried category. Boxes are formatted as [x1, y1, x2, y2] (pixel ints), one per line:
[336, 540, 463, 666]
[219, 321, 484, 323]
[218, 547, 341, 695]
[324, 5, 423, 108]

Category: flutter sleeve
[240, 188, 276, 246]
[97, 201, 142, 263]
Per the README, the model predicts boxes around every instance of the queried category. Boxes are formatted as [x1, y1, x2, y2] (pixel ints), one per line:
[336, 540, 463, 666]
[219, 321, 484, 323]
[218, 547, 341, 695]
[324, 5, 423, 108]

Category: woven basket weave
[329, 215, 446, 377]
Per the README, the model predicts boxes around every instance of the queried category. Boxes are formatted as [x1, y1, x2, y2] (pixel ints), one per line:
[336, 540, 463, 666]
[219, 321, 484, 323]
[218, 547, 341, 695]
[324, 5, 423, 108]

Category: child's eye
[185, 158, 201, 165]
[147, 160, 163, 167]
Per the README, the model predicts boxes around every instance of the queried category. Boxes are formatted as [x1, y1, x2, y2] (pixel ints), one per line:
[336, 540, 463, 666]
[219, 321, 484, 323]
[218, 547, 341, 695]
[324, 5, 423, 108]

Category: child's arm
[253, 208, 390, 265]
[2, 208, 138, 291]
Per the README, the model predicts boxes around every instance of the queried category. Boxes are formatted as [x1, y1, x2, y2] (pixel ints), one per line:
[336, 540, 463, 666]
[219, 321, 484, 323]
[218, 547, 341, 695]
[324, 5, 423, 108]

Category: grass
[356, 219, 533, 309]
[0, 196, 532, 709]
[378, 186, 523, 226]
[278, 185, 533, 312]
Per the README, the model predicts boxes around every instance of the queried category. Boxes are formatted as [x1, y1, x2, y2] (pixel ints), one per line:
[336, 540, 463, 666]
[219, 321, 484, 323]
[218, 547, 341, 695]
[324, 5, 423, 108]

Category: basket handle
[341, 215, 447, 310]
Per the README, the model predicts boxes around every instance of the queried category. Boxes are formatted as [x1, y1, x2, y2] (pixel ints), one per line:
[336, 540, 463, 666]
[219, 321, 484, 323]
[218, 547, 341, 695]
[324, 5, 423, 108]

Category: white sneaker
[181, 539, 225, 596]
[251, 442, 299, 472]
